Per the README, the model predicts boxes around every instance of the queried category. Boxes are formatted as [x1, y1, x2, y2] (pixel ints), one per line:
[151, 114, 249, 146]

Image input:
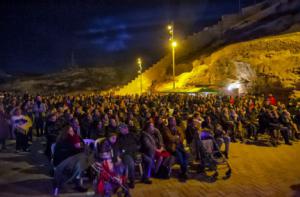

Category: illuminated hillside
[156, 32, 300, 96]
[114, 0, 300, 96]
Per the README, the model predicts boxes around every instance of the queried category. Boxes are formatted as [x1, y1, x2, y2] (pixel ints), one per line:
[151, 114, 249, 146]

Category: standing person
[229, 96, 235, 105]
[267, 94, 277, 106]
[33, 96, 47, 137]
[22, 99, 34, 141]
[0, 104, 10, 151]
[11, 107, 32, 153]
[44, 113, 60, 161]
[7, 98, 17, 139]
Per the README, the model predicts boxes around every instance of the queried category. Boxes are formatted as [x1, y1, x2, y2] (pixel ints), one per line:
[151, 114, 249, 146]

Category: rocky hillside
[115, 0, 300, 96]
[0, 70, 12, 84]
[0, 67, 129, 95]
[156, 32, 300, 97]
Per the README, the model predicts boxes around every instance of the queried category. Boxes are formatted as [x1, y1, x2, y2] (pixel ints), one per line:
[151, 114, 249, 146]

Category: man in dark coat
[141, 121, 174, 179]
[0, 104, 9, 150]
[117, 123, 144, 188]
[33, 95, 47, 137]
[140, 122, 156, 182]
[44, 113, 60, 160]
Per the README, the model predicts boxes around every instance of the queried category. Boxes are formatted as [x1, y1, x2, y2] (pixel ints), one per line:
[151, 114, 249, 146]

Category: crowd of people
[0, 92, 300, 196]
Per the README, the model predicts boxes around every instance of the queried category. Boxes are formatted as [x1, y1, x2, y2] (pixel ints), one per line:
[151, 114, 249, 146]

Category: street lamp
[171, 41, 177, 90]
[167, 24, 176, 90]
[137, 58, 143, 95]
[167, 25, 173, 39]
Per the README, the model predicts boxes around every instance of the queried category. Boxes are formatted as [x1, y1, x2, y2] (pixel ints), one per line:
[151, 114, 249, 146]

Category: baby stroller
[195, 130, 232, 181]
[91, 160, 131, 197]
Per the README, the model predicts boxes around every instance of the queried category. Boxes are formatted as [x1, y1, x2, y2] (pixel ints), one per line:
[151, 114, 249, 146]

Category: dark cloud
[0, 0, 263, 74]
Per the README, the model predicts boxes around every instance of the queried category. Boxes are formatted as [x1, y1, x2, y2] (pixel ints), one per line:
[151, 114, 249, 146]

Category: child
[94, 132, 129, 197]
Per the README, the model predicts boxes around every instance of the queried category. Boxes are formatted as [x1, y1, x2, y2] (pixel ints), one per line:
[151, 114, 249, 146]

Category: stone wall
[114, 0, 299, 95]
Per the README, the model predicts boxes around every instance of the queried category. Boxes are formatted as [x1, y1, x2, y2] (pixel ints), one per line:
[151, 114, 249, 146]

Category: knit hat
[118, 122, 128, 131]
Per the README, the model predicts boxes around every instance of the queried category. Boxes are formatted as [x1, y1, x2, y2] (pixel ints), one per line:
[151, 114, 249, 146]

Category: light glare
[227, 82, 241, 91]
[172, 41, 177, 47]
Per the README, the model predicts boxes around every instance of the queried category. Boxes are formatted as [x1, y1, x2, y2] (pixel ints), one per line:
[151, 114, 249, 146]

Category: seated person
[268, 110, 292, 146]
[185, 117, 199, 147]
[90, 120, 106, 140]
[185, 117, 201, 160]
[244, 108, 259, 140]
[220, 108, 236, 142]
[95, 132, 128, 197]
[280, 110, 299, 140]
[117, 123, 144, 188]
[53, 124, 87, 194]
[258, 108, 269, 135]
[161, 117, 188, 181]
[200, 117, 230, 159]
[141, 121, 173, 179]
[294, 110, 300, 131]
[53, 124, 83, 166]
[106, 118, 118, 135]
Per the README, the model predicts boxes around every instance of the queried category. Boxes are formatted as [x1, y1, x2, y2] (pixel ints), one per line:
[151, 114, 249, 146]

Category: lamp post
[171, 41, 177, 90]
[167, 24, 174, 41]
[137, 58, 143, 95]
[167, 24, 177, 90]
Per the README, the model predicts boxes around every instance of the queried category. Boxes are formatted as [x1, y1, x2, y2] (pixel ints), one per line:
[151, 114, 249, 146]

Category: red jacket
[268, 96, 277, 106]
[229, 97, 235, 105]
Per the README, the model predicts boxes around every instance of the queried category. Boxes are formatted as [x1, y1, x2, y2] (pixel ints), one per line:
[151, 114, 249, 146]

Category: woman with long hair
[54, 123, 82, 166]
[53, 123, 87, 195]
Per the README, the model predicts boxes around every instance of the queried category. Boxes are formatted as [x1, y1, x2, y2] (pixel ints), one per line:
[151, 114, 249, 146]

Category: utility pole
[167, 23, 177, 90]
[137, 58, 143, 95]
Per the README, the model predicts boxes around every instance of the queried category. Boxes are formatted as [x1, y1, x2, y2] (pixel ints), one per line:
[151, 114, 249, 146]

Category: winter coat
[161, 125, 184, 153]
[140, 131, 157, 157]
[0, 112, 9, 139]
[117, 132, 140, 156]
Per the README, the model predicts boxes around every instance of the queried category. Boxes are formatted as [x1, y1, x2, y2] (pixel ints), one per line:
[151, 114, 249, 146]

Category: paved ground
[0, 138, 300, 197]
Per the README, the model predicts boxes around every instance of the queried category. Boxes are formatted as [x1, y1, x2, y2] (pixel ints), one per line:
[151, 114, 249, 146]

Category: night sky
[0, 0, 262, 74]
